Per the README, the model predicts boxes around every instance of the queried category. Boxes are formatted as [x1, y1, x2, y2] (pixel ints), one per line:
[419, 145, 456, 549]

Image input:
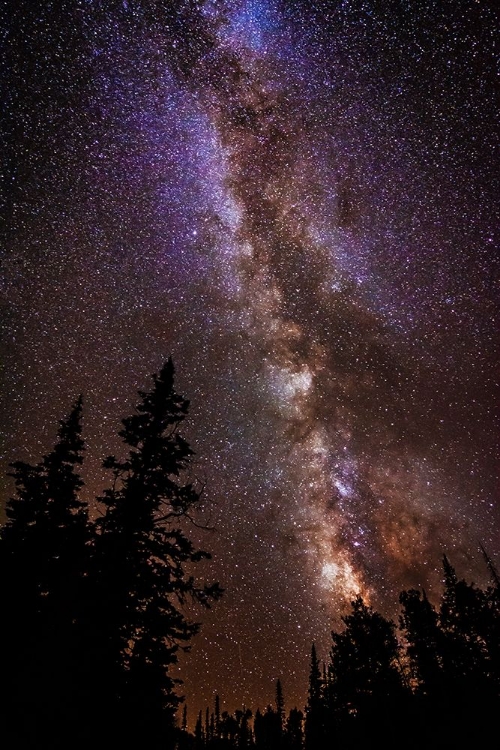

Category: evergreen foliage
[0, 360, 221, 749]
[1, 359, 499, 748]
[88, 358, 222, 745]
[0, 397, 90, 746]
[185, 555, 500, 750]
[327, 595, 408, 748]
[305, 643, 326, 749]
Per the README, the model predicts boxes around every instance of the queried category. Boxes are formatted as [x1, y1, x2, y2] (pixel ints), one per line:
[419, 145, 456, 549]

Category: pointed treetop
[442, 555, 460, 595]
[307, 643, 322, 705]
[480, 543, 500, 588]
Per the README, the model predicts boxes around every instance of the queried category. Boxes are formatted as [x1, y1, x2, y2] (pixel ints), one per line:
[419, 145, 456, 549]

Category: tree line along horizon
[1, 357, 498, 750]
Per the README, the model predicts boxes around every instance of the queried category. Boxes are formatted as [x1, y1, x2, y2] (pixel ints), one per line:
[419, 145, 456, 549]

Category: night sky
[2, 0, 499, 723]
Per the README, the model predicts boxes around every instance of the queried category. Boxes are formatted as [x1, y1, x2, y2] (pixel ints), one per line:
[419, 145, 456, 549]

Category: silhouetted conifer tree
[305, 643, 325, 750]
[440, 555, 490, 678]
[237, 708, 253, 747]
[399, 588, 443, 694]
[84, 359, 222, 746]
[398, 556, 500, 748]
[329, 596, 407, 749]
[208, 711, 216, 746]
[215, 693, 221, 737]
[284, 707, 303, 750]
[0, 397, 91, 747]
[195, 709, 204, 748]
[398, 587, 449, 747]
[205, 706, 211, 742]
[436, 555, 497, 744]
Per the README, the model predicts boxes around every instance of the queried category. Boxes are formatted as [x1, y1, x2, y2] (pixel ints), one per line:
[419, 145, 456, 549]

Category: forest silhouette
[1, 359, 498, 749]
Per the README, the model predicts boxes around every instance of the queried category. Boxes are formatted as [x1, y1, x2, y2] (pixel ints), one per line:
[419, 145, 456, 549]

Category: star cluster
[2, 0, 498, 721]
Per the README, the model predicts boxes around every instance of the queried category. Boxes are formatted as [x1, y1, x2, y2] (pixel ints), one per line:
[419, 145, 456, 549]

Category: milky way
[2, 0, 499, 721]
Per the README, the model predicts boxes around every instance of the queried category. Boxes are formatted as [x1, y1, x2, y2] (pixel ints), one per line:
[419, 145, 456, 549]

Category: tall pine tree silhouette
[399, 588, 443, 696]
[329, 596, 407, 749]
[305, 643, 325, 750]
[0, 397, 90, 746]
[90, 358, 222, 747]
